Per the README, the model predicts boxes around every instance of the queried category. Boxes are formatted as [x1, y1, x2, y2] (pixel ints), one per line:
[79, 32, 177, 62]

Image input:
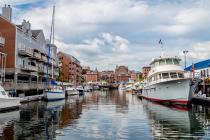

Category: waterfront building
[84, 71, 98, 83]
[115, 65, 130, 82]
[58, 52, 82, 85]
[100, 70, 116, 83]
[185, 59, 210, 95]
[0, 5, 59, 96]
[142, 66, 151, 78]
[130, 71, 142, 82]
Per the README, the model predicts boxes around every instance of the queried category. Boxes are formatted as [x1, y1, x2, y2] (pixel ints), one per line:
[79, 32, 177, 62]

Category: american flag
[158, 39, 163, 45]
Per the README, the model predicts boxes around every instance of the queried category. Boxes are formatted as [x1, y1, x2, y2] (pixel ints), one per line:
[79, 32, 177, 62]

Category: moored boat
[84, 85, 92, 92]
[43, 6, 65, 101]
[65, 86, 79, 96]
[76, 86, 84, 95]
[142, 55, 201, 105]
[0, 85, 20, 111]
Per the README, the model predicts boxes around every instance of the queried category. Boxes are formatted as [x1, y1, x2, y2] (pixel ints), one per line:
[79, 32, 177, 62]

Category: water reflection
[0, 90, 210, 139]
[143, 100, 210, 139]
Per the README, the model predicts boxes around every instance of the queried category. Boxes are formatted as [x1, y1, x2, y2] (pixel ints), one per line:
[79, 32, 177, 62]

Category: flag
[158, 39, 163, 45]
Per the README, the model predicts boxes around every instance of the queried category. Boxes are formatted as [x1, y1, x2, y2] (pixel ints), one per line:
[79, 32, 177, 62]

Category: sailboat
[43, 6, 65, 101]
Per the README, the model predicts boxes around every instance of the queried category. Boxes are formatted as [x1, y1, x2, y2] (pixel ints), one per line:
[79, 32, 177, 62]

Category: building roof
[185, 59, 210, 71]
[31, 30, 42, 38]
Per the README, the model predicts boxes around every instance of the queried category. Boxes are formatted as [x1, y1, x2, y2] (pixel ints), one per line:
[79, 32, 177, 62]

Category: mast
[46, 6, 55, 86]
[52, 6, 55, 79]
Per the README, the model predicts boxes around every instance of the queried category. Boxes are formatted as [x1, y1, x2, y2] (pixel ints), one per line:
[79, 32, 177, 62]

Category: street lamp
[183, 50, 189, 69]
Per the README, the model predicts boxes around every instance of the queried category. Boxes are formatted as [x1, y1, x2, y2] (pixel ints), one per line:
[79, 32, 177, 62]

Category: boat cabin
[150, 57, 181, 68]
[147, 57, 184, 83]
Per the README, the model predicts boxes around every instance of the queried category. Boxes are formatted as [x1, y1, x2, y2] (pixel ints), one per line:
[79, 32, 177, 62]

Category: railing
[0, 36, 5, 47]
[34, 52, 41, 60]
[19, 47, 33, 57]
[3, 81, 45, 90]
[41, 55, 48, 62]
[20, 65, 38, 72]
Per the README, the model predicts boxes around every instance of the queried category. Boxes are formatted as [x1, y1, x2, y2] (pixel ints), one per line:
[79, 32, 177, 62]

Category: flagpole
[159, 39, 164, 57]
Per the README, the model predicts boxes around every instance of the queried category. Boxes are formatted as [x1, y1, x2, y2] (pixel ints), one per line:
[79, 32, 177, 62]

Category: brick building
[58, 52, 82, 85]
[115, 66, 130, 82]
[100, 71, 115, 83]
[0, 5, 59, 95]
[142, 66, 151, 78]
[84, 71, 98, 83]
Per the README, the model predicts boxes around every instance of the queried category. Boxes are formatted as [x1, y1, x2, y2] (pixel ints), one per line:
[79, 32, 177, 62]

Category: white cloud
[189, 41, 210, 60]
[3, 0, 210, 70]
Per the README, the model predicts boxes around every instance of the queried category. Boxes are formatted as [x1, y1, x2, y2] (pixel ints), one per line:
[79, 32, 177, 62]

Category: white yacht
[0, 85, 20, 111]
[84, 85, 92, 92]
[44, 85, 65, 101]
[65, 86, 79, 96]
[76, 86, 84, 95]
[142, 55, 201, 105]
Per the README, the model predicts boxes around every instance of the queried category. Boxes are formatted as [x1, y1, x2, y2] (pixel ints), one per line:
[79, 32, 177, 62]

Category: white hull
[44, 91, 65, 101]
[142, 78, 192, 105]
[0, 98, 20, 111]
[66, 90, 79, 96]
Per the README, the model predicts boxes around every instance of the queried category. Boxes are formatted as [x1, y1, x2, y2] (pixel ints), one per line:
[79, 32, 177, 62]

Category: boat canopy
[51, 79, 58, 86]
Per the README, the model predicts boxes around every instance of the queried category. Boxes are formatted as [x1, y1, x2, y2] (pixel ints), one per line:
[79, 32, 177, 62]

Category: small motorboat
[0, 85, 20, 111]
[65, 86, 79, 96]
[76, 86, 84, 95]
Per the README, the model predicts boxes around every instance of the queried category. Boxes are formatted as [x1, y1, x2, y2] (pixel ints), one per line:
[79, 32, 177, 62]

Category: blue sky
[1, 0, 210, 71]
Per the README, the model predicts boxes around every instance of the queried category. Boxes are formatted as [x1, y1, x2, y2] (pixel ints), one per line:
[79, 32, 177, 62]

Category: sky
[1, 0, 210, 71]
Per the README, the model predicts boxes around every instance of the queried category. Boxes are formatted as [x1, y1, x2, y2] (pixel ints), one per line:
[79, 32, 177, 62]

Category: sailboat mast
[46, 6, 55, 86]
[52, 6, 55, 79]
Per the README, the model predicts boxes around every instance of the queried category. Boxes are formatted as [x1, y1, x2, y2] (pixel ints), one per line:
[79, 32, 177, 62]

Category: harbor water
[0, 90, 210, 140]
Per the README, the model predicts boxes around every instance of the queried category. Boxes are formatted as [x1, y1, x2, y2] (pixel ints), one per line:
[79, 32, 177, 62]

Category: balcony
[41, 55, 48, 63]
[0, 36, 5, 47]
[20, 65, 38, 72]
[19, 47, 33, 57]
[38, 67, 45, 74]
[33, 52, 41, 60]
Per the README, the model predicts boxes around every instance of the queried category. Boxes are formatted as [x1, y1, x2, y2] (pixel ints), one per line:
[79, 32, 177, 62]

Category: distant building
[84, 71, 98, 83]
[0, 5, 59, 95]
[142, 66, 151, 78]
[130, 71, 141, 82]
[58, 52, 82, 85]
[115, 65, 130, 82]
[100, 70, 115, 83]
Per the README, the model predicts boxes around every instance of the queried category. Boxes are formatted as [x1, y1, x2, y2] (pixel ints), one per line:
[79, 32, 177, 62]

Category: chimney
[2, 4, 12, 22]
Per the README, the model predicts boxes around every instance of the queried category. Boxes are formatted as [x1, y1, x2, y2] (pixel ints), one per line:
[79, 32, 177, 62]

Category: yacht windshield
[173, 59, 179, 65]
[166, 59, 173, 65]
[159, 60, 165, 66]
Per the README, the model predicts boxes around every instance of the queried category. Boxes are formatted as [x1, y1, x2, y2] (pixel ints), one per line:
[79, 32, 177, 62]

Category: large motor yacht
[142, 55, 201, 105]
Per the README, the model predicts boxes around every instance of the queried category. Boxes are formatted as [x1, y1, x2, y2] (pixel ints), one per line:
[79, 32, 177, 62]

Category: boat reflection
[142, 100, 206, 139]
[0, 110, 20, 140]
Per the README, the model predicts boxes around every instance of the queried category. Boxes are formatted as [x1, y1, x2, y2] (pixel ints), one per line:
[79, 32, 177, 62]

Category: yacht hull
[66, 90, 79, 96]
[44, 91, 65, 101]
[142, 79, 192, 105]
[0, 98, 20, 111]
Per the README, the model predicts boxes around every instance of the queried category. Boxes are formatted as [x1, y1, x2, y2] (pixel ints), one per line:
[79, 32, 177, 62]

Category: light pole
[183, 50, 188, 69]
